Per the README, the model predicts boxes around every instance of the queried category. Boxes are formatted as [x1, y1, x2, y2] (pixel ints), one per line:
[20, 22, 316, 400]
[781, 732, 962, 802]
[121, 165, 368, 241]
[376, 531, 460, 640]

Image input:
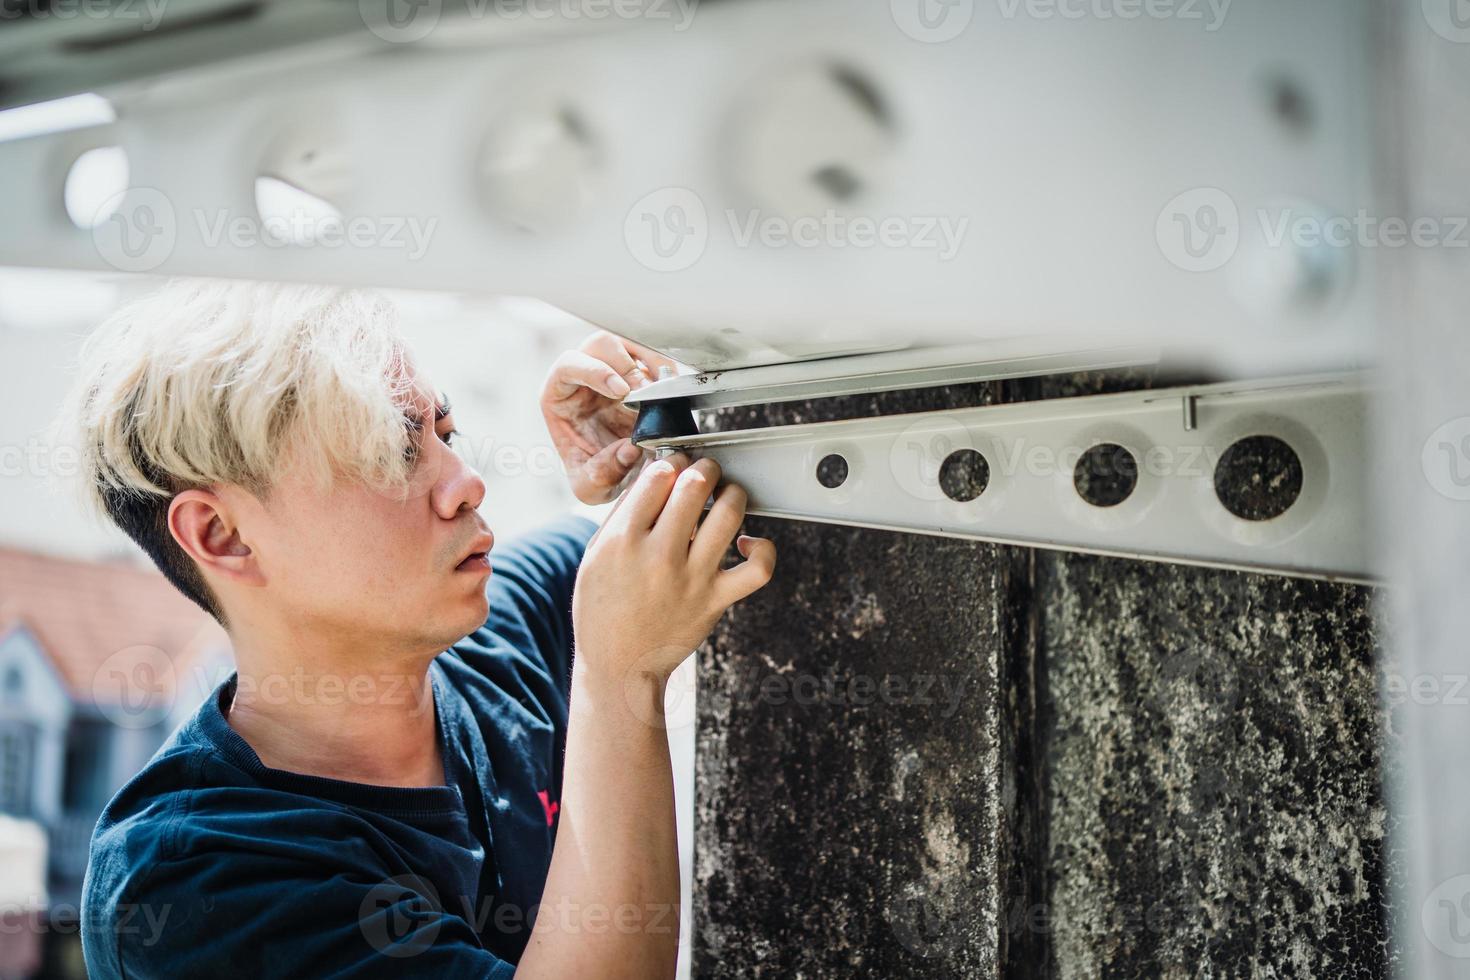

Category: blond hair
[53, 278, 421, 623]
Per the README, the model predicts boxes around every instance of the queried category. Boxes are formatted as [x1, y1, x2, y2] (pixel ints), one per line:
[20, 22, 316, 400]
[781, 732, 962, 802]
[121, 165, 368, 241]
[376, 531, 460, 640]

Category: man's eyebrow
[434, 393, 452, 422]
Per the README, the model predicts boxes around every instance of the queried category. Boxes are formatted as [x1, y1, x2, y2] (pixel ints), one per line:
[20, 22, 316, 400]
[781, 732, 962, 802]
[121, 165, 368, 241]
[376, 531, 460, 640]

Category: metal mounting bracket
[621, 340, 1160, 412]
[641, 373, 1372, 583]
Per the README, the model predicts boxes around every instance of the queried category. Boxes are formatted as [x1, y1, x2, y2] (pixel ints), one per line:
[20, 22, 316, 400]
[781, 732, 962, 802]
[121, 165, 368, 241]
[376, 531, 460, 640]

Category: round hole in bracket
[1213, 434, 1303, 521]
[816, 453, 848, 489]
[939, 448, 989, 502]
[1074, 443, 1138, 508]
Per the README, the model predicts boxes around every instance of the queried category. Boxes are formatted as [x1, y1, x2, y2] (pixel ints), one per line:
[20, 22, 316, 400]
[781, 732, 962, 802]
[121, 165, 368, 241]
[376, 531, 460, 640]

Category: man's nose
[435, 449, 486, 517]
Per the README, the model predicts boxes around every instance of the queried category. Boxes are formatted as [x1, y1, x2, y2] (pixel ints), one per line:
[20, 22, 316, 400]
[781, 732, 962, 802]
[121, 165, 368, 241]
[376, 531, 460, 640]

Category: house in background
[0, 545, 230, 930]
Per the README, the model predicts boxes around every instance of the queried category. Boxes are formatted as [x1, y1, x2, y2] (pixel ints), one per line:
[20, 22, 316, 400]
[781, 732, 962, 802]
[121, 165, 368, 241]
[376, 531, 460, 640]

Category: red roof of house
[0, 545, 229, 705]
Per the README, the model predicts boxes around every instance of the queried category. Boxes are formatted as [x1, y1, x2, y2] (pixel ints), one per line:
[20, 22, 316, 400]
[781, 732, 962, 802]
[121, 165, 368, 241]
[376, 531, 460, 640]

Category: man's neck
[224, 654, 445, 789]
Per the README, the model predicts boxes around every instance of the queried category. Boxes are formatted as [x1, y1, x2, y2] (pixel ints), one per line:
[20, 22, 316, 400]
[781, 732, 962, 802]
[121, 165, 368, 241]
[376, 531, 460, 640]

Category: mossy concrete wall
[692, 374, 1396, 978]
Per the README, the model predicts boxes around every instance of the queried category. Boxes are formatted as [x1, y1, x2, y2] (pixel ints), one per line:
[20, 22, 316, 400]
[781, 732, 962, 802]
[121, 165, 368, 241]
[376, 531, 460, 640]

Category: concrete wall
[693, 373, 1396, 978]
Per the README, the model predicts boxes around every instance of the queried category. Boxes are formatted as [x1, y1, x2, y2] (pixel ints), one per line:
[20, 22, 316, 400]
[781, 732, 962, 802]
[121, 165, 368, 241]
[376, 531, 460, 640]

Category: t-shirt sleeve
[88, 848, 518, 980]
[459, 513, 598, 704]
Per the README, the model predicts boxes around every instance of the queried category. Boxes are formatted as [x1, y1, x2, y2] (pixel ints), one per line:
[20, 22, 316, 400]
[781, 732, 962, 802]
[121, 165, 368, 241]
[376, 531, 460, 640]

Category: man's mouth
[455, 550, 491, 573]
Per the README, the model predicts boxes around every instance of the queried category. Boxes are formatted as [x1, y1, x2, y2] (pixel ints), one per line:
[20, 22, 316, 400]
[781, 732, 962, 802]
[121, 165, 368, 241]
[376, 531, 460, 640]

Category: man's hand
[572, 452, 776, 684]
[541, 330, 682, 505]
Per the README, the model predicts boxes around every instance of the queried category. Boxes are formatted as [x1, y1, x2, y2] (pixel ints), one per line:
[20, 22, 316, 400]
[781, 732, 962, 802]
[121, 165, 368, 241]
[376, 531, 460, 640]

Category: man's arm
[515, 453, 776, 979]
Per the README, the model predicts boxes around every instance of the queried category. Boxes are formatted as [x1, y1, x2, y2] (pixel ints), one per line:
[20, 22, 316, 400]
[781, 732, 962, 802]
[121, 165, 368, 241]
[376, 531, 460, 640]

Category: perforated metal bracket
[641, 373, 1372, 583]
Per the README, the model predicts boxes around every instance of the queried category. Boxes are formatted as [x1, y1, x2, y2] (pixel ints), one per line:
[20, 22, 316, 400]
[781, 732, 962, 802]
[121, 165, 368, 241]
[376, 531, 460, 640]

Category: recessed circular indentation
[64, 145, 129, 229]
[477, 100, 602, 233]
[728, 59, 896, 216]
[938, 448, 989, 502]
[1213, 434, 1303, 521]
[816, 453, 848, 489]
[1074, 443, 1138, 508]
[254, 111, 353, 247]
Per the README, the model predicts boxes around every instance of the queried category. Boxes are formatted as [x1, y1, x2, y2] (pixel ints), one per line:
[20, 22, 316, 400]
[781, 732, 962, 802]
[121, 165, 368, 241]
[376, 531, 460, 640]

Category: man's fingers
[617, 452, 692, 530]
[620, 338, 682, 382]
[652, 457, 721, 549]
[572, 438, 646, 504]
[546, 348, 633, 402]
[578, 332, 647, 392]
[717, 535, 777, 605]
[690, 481, 747, 569]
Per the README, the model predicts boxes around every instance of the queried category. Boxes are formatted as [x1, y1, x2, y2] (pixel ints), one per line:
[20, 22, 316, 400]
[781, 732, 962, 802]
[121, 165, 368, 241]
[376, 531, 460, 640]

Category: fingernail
[617, 441, 642, 465]
[607, 374, 630, 397]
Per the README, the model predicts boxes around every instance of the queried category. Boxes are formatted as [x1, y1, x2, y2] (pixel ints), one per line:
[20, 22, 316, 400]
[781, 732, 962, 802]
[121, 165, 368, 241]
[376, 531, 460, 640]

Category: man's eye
[441, 428, 459, 448]
[403, 417, 424, 465]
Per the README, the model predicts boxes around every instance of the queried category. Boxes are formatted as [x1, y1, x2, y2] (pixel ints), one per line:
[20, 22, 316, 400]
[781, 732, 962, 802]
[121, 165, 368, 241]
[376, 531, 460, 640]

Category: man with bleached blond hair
[59, 278, 775, 979]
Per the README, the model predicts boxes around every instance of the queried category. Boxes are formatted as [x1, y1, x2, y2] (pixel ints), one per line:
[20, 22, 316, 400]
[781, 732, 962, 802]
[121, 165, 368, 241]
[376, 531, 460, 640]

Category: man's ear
[168, 488, 266, 588]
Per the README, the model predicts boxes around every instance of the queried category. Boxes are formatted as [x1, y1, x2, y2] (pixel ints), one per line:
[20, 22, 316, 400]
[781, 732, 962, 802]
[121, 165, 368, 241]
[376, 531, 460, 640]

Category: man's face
[228, 371, 494, 659]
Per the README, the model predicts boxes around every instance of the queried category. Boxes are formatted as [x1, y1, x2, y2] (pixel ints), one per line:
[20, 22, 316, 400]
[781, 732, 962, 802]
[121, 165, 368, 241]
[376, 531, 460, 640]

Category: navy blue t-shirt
[80, 514, 599, 979]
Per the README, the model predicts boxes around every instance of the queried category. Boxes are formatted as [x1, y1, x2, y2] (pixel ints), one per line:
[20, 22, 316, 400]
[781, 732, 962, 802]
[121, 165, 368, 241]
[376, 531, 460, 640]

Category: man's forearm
[515, 656, 681, 979]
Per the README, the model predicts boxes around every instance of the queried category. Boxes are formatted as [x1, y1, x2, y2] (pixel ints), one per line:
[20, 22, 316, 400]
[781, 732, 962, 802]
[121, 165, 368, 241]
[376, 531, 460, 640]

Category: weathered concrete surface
[693, 383, 1035, 979]
[692, 373, 1396, 978]
[1037, 555, 1395, 979]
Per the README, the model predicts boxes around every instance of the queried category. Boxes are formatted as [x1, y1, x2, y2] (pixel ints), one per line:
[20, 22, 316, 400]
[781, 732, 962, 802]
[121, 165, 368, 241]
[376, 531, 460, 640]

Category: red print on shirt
[537, 789, 560, 827]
